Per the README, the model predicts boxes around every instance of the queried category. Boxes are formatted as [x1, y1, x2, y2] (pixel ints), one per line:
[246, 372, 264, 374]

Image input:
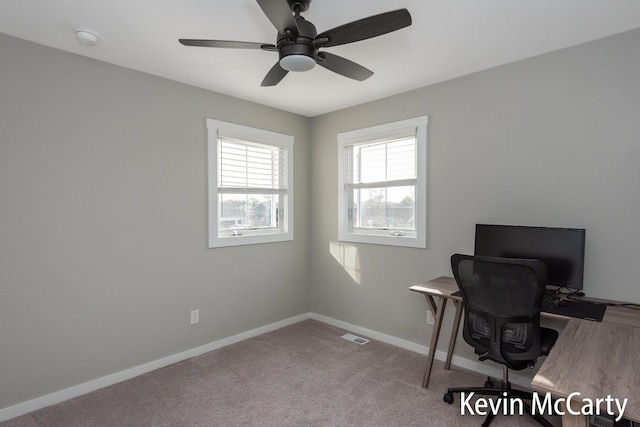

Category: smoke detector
[74, 28, 99, 46]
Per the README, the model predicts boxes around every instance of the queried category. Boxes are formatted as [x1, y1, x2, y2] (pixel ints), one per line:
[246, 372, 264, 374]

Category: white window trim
[207, 119, 294, 248]
[337, 116, 428, 248]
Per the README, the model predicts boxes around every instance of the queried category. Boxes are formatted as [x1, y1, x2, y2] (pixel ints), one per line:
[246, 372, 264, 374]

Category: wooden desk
[410, 276, 640, 388]
[532, 319, 640, 426]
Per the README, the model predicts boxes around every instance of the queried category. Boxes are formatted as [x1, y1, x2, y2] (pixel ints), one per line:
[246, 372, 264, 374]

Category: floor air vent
[341, 333, 369, 345]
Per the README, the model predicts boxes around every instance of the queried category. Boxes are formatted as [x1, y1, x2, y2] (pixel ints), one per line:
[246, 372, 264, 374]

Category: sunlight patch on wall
[329, 241, 361, 284]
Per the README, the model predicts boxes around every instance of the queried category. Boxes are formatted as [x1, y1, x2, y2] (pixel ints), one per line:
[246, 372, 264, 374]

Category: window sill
[209, 232, 293, 248]
[338, 231, 425, 248]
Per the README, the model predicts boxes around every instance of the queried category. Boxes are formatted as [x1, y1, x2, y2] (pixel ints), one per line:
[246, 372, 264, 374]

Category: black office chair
[443, 254, 558, 427]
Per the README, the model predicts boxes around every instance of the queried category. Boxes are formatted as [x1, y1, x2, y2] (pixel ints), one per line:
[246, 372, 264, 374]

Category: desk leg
[558, 401, 589, 427]
[445, 300, 463, 370]
[421, 295, 447, 388]
[561, 413, 589, 427]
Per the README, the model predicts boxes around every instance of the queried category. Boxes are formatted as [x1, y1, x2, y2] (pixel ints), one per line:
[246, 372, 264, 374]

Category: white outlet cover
[426, 311, 435, 325]
[190, 310, 199, 325]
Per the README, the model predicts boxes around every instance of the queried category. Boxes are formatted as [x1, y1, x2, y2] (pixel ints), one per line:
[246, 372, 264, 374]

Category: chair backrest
[451, 254, 548, 370]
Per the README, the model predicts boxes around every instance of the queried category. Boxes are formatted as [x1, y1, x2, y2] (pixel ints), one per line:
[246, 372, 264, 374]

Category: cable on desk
[563, 293, 640, 311]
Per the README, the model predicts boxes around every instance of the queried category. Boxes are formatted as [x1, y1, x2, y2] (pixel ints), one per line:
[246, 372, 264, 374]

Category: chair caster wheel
[443, 391, 454, 404]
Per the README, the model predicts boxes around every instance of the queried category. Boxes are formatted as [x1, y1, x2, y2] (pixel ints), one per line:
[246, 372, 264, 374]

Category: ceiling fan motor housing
[277, 13, 318, 71]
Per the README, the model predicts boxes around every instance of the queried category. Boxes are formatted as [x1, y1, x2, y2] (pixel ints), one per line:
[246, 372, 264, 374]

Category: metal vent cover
[341, 333, 369, 345]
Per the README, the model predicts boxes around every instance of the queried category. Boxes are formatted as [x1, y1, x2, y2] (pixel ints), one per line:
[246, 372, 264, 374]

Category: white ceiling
[2, 1, 640, 117]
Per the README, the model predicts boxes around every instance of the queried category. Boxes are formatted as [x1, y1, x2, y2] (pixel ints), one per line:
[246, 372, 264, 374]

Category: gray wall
[309, 29, 640, 359]
[0, 34, 310, 409]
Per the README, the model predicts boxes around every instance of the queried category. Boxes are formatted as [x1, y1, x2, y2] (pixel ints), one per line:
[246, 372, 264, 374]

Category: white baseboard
[309, 313, 534, 389]
[0, 313, 310, 422]
[310, 313, 434, 356]
[1, 311, 533, 422]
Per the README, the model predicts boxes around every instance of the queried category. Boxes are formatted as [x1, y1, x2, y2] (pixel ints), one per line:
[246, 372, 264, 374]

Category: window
[338, 116, 428, 248]
[207, 119, 293, 248]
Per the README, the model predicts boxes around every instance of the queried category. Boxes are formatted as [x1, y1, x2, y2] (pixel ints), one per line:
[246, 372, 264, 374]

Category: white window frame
[207, 119, 294, 248]
[337, 116, 428, 248]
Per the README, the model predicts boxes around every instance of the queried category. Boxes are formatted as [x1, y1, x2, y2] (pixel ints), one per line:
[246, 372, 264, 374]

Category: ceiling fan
[179, 0, 412, 86]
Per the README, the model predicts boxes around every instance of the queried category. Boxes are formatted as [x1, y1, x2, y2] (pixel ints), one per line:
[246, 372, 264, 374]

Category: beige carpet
[1, 320, 561, 426]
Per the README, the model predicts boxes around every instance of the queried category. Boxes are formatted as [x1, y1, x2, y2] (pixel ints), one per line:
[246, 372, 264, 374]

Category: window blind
[217, 136, 288, 195]
[344, 131, 417, 190]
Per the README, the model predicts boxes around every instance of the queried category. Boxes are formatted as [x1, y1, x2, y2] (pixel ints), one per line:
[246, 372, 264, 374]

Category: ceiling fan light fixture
[280, 54, 316, 72]
[178, 4, 412, 86]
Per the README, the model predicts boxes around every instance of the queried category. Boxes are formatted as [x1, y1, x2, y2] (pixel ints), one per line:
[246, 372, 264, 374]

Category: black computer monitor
[474, 224, 586, 290]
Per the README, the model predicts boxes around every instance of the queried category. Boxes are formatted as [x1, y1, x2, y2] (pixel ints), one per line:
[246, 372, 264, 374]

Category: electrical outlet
[426, 311, 435, 325]
[190, 309, 199, 325]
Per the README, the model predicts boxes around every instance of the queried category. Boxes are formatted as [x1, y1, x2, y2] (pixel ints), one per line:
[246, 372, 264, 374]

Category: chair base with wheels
[443, 365, 555, 427]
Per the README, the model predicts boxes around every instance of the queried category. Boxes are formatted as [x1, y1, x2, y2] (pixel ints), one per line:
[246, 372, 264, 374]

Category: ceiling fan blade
[261, 62, 289, 86]
[179, 39, 277, 51]
[256, 0, 298, 34]
[317, 52, 373, 81]
[315, 9, 411, 48]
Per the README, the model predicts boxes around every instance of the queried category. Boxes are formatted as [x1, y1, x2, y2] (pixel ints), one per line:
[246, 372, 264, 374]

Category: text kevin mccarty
[460, 391, 628, 423]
